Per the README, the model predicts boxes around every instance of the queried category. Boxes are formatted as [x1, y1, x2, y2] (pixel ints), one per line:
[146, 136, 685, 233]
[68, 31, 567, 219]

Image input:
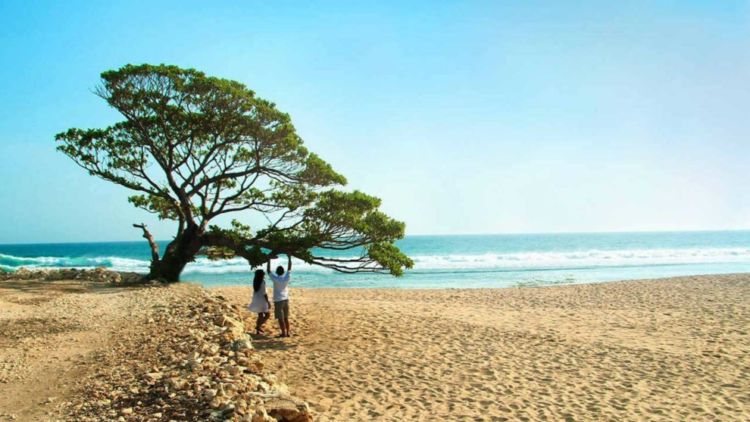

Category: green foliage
[56, 64, 411, 277]
[127, 195, 179, 220]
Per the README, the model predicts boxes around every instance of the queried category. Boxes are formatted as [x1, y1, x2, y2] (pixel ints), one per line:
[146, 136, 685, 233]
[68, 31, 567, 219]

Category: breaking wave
[2, 247, 750, 274]
[409, 247, 750, 271]
[0, 254, 149, 272]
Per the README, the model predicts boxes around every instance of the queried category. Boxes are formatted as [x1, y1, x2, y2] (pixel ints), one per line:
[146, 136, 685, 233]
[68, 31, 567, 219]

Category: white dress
[248, 280, 270, 313]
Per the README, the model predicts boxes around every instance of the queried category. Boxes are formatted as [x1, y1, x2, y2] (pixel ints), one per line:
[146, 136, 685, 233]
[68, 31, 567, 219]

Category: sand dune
[216, 274, 750, 421]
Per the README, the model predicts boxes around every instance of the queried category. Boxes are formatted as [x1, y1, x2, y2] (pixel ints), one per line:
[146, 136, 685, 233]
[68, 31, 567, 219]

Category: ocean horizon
[1, 230, 749, 289]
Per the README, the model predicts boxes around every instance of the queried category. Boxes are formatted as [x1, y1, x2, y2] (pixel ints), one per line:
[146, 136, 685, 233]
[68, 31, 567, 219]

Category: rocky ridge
[67, 286, 312, 422]
[0, 267, 143, 285]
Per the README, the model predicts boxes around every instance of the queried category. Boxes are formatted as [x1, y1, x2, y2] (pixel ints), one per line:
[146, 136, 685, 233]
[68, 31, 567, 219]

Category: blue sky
[1, 0, 749, 243]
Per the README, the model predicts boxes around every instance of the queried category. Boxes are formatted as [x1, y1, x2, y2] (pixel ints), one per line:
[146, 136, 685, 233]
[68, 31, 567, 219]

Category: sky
[1, 0, 749, 243]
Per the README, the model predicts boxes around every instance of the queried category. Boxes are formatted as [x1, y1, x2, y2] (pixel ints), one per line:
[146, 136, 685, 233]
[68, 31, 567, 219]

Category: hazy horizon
[1, 1, 749, 243]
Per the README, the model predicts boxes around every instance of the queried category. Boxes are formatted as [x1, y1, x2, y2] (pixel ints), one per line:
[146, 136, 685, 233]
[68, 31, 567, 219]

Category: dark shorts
[274, 300, 289, 320]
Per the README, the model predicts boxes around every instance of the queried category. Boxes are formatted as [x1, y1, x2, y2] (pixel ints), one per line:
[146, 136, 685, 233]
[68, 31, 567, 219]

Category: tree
[56, 64, 413, 282]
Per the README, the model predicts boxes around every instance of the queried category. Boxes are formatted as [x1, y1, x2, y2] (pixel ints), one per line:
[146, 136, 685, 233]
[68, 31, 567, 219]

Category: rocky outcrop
[0, 267, 143, 284]
[66, 286, 313, 421]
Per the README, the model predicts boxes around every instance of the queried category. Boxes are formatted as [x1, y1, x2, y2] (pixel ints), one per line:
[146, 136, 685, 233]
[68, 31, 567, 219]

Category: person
[247, 269, 271, 335]
[267, 254, 292, 337]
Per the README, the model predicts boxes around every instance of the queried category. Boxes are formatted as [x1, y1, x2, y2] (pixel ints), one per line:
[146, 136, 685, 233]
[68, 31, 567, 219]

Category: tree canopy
[56, 64, 413, 281]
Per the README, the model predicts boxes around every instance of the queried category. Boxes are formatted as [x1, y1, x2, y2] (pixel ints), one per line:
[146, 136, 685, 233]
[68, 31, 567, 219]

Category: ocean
[1, 231, 749, 288]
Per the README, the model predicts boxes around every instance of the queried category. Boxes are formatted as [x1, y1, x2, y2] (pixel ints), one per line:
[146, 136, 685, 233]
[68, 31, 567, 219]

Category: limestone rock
[232, 338, 253, 352]
[62, 285, 313, 421]
[265, 398, 313, 422]
[251, 407, 276, 422]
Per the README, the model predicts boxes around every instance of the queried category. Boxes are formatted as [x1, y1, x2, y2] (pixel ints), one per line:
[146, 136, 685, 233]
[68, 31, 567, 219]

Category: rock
[15, 267, 33, 279]
[251, 408, 276, 422]
[258, 381, 270, 393]
[231, 339, 253, 352]
[220, 403, 235, 416]
[235, 398, 248, 413]
[121, 407, 133, 415]
[93, 267, 109, 282]
[202, 388, 218, 400]
[245, 355, 264, 372]
[109, 272, 122, 284]
[145, 372, 163, 383]
[265, 398, 313, 422]
[215, 315, 247, 341]
[167, 377, 187, 391]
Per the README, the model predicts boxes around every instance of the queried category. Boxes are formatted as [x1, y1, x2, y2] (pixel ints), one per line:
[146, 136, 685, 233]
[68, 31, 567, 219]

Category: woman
[247, 269, 271, 335]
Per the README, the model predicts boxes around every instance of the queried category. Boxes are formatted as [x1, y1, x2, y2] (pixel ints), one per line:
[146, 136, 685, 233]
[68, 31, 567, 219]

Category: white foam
[3, 247, 750, 275]
[184, 257, 331, 274]
[409, 248, 750, 270]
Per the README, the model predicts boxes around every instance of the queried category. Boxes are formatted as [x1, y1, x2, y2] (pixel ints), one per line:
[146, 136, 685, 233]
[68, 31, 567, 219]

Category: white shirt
[269, 271, 291, 302]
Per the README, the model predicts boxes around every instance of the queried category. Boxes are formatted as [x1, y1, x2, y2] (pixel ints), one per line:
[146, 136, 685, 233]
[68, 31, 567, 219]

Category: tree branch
[133, 223, 160, 265]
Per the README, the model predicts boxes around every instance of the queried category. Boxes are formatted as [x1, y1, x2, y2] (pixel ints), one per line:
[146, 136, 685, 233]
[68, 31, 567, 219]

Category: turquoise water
[1, 231, 749, 288]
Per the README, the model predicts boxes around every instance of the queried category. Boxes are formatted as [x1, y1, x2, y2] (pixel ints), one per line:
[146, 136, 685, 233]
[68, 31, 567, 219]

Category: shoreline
[4, 230, 750, 289]
[251, 271, 750, 290]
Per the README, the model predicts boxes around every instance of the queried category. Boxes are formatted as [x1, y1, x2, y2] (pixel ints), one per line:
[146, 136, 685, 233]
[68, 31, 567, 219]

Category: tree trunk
[148, 225, 203, 283]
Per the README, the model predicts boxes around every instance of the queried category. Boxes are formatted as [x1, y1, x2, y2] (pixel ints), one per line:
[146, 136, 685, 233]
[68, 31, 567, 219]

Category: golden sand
[216, 274, 750, 421]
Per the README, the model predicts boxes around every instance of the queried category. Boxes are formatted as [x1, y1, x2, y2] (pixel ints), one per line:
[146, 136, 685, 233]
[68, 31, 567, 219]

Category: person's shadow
[249, 333, 297, 351]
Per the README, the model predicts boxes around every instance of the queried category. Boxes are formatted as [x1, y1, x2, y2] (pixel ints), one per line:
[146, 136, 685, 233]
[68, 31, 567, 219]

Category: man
[267, 254, 292, 337]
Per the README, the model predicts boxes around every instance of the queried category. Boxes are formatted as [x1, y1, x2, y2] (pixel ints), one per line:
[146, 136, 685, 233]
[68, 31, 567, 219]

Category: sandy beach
[0, 273, 748, 421]
[216, 274, 750, 421]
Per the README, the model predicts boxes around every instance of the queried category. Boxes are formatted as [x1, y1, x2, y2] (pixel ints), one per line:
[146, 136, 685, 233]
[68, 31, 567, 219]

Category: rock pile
[66, 288, 312, 421]
[0, 267, 143, 284]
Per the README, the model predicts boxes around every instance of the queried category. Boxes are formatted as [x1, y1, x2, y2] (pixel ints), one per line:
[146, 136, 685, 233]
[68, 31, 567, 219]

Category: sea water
[1, 231, 749, 288]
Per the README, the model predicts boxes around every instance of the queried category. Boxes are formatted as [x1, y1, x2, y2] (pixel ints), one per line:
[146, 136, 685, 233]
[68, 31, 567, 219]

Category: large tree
[56, 64, 412, 282]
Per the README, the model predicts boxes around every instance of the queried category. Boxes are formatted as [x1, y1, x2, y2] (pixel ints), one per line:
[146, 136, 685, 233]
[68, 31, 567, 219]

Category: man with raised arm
[267, 254, 292, 338]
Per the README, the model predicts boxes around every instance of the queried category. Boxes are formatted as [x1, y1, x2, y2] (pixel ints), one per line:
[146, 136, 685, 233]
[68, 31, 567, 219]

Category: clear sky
[1, 1, 749, 243]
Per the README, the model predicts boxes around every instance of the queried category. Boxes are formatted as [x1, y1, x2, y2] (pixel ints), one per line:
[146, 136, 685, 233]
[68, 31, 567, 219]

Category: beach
[217, 273, 750, 421]
[0, 276, 311, 422]
[0, 273, 748, 421]
[2, 2, 747, 420]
